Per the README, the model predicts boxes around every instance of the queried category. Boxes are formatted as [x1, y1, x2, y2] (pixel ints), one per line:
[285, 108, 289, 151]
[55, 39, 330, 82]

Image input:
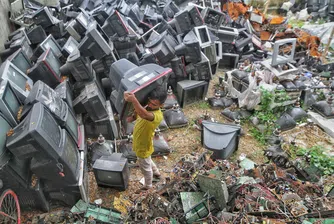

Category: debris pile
[0, 0, 333, 223]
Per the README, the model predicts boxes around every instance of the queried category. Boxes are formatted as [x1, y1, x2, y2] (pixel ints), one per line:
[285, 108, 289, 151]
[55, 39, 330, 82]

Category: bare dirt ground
[21, 69, 334, 222]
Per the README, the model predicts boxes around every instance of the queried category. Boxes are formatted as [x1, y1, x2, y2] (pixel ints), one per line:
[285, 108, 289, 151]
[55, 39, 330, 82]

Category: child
[124, 86, 167, 190]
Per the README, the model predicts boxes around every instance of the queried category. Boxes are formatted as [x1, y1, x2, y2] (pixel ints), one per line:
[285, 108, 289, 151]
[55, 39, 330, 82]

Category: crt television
[0, 80, 22, 127]
[175, 30, 202, 63]
[0, 60, 33, 103]
[6, 102, 66, 161]
[55, 80, 74, 111]
[24, 81, 80, 146]
[7, 48, 32, 74]
[30, 130, 80, 185]
[33, 35, 63, 60]
[93, 153, 129, 190]
[60, 49, 94, 82]
[32, 7, 55, 28]
[78, 26, 112, 60]
[176, 80, 209, 107]
[62, 36, 79, 57]
[27, 48, 62, 88]
[110, 59, 171, 118]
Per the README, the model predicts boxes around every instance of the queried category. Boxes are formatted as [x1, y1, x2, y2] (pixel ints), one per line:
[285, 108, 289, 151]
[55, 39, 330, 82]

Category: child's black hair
[148, 85, 167, 104]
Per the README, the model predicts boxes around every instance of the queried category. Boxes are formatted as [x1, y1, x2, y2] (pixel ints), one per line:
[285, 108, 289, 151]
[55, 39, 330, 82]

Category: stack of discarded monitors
[0, 0, 333, 217]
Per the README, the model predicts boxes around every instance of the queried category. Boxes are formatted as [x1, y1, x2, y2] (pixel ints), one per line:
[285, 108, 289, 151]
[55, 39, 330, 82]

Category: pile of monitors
[0, 0, 261, 212]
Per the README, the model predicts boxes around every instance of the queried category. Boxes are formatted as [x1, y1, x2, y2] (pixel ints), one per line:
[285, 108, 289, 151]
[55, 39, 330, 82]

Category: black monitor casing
[0, 61, 33, 103]
[93, 154, 129, 190]
[176, 80, 209, 107]
[6, 102, 66, 161]
[27, 48, 62, 88]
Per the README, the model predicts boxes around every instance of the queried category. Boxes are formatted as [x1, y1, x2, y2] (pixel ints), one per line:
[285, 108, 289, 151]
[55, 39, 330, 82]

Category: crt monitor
[27, 25, 48, 45]
[0, 60, 33, 103]
[7, 48, 32, 74]
[105, 11, 129, 37]
[82, 82, 108, 121]
[175, 30, 202, 63]
[62, 36, 79, 57]
[0, 80, 22, 127]
[194, 25, 211, 48]
[32, 7, 55, 28]
[201, 7, 225, 29]
[24, 81, 79, 146]
[60, 49, 94, 82]
[83, 100, 118, 139]
[110, 59, 171, 116]
[0, 112, 32, 189]
[271, 38, 297, 66]
[176, 80, 209, 107]
[55, 80, 74, 111]
[6, 102, 66, 161]
[30, 130, 80, 185]
[108, 58, 137, 88]
[34, 35, 63, 60]
[27, 48, 62, 88]
[93, 153, 129, 190]
[78, 26, 112, 60]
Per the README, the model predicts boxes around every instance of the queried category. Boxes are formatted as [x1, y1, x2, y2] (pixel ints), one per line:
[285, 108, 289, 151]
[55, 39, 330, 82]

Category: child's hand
[124, 92, 136, 102]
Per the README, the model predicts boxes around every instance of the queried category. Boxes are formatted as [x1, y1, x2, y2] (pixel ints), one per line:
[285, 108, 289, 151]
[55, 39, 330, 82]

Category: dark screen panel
[41, 109, 61, 147]
[4, 85, 20, 117]
[97, 170, 122, 185]
[7, 65, 27, 90]
[64, 133, 78, 173]
[0, 116, 11, 158]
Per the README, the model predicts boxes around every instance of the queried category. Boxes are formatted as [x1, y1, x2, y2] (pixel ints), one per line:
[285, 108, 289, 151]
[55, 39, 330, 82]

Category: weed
[197, 101, 210, 110]
[297, 145, 334, 176]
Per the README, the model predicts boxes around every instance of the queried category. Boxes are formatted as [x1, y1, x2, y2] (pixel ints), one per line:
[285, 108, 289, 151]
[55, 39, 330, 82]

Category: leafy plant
[297, 146, 334, 176]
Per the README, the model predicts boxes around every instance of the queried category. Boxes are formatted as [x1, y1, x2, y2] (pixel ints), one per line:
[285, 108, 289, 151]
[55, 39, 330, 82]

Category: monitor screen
[41, 106, 62, 148]
[8, 49, 31, 74]
[5, 63, 27, 90]
[6, 102, 64, 160]
[97, 170, 123, 186]
[63, 132, 79, 174]
[66, 108, 79, 143]
[0, 114, 11, 158]
[45, 49, 61, 77]
[41, 35, 62, 58]
[0, 81, 21, 126]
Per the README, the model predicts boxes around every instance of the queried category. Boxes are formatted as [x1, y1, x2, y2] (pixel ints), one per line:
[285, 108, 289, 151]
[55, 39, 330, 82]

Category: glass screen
[0, 116, 11, 157]
[66, 110, 78, 140]
[11, 52, 30, 74]
[64, 133, 78, 173]
[42, 39, 61, 57]
[97, 170, 122, 186]
[6, 65, 27, 90]
[4, 85, 20, 118]
[41, 109, 61, 147]
[45, 50, 61, 77]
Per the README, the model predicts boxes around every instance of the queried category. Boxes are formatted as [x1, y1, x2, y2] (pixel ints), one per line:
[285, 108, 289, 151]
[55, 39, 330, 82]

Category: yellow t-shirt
[132, 109, 163, 158]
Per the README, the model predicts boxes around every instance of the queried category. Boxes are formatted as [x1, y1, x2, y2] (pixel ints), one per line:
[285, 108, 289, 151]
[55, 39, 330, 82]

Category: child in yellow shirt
[124, 86, 167, 190]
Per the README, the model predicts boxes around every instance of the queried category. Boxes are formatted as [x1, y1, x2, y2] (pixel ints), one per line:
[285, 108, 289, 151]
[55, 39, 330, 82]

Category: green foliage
[249, 127, 267, 145]
[249, 88, 290, 145]
[297, 146, 334, 176]
[197, 101, 210, 110]
[317, 91, 326, 101]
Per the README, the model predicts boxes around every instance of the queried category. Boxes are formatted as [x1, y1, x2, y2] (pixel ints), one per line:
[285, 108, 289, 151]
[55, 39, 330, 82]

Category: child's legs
[150, 158, 160, 176]
[137, 157, 153, 187]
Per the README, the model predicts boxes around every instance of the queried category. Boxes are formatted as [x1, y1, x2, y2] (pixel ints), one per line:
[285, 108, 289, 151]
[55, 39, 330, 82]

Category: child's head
[147, 86, 167, 111]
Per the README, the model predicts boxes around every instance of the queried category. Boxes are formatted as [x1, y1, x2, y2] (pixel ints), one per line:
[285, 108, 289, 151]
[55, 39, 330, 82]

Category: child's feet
[136, 185, 152, 193]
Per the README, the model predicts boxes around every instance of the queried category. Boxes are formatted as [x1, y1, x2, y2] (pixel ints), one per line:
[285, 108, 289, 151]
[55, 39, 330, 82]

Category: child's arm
[124, 92, 154, 121]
